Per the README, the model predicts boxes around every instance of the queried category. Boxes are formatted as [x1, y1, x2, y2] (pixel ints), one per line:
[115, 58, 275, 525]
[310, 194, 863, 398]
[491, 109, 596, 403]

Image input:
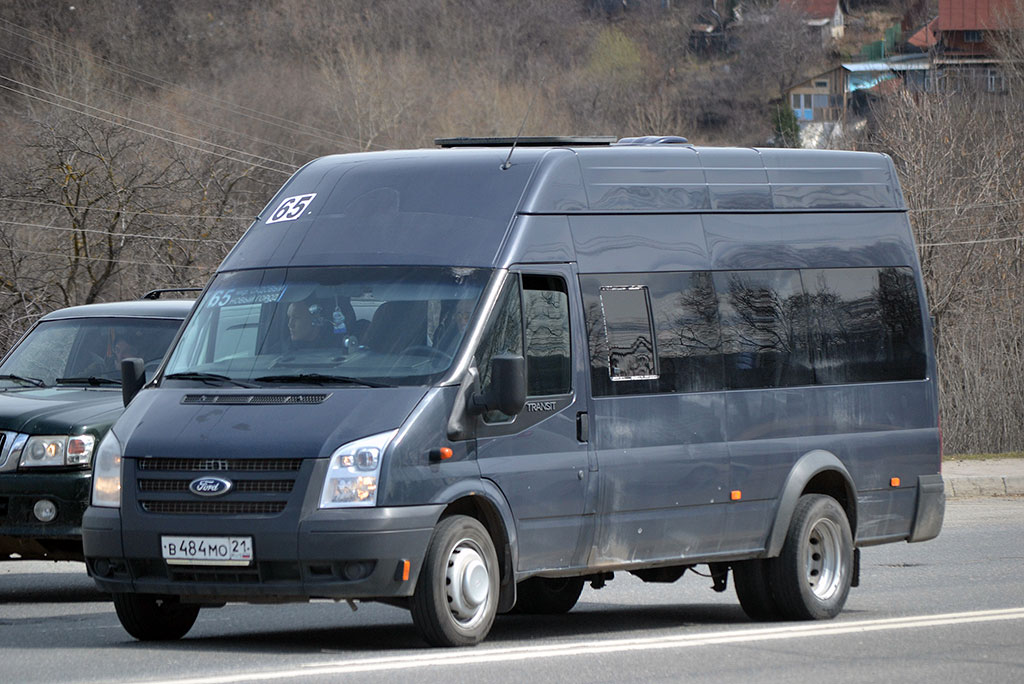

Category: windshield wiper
[56, 376, 120, 387]
[0, 373, 45, 387]
[163, 372, 257, 388]
[253, 373, 394, 389]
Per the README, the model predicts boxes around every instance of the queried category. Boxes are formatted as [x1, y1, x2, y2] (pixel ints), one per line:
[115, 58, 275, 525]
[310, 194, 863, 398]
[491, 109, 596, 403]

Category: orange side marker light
[439, 447, 453, 460]
[402, 560, 411, 582]
[890, 477, 901, 487]
[731, 490, 742, 501]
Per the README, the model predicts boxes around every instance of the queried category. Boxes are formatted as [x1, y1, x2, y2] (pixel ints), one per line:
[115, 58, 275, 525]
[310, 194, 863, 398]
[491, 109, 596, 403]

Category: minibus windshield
[163, 266, 490, 387]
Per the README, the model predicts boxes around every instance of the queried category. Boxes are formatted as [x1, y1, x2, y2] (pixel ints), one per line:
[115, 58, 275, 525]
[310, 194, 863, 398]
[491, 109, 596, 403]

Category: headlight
[19, 435, 95, 468]
[319, 430, 398, 509]
[91, 432, 122, 508]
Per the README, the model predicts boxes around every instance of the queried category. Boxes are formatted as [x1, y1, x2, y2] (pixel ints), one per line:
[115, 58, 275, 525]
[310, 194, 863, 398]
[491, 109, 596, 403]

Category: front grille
[140, 501, 287, 515]
[133, 456, 306, 517]
[138, 459, 301, 472]
[139, 479, 294, 494]
[181, 393, 330, 405]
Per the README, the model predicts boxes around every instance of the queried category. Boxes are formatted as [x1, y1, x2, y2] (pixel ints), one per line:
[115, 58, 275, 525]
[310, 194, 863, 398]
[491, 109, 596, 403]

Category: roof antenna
[502, 78, 545, 170]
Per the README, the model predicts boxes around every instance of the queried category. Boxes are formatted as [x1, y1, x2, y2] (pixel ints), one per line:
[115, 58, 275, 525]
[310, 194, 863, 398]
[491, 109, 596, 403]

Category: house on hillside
[780, 0, 845, 44]
[931, 0, 1023, 91]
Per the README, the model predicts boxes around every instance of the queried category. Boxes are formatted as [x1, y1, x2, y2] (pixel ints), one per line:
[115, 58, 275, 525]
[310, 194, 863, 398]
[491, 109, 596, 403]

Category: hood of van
[0, 388, 123, 435]
[119, 387, 431, 460]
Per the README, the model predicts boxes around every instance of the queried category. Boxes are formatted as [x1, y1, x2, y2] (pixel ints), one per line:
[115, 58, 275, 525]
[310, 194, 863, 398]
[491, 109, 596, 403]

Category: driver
[286, 301, 330, 349]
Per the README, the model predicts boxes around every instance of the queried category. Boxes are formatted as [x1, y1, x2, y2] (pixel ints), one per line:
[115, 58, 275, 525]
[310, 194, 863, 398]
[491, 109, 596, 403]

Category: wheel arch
[765, 449, 858, 558]
[433, 479, 519, 612]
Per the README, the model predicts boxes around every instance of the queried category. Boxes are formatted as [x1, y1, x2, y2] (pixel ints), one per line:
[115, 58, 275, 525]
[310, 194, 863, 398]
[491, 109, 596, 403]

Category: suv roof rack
[141, 287, 202, 300]
[435, 136, 618, 148]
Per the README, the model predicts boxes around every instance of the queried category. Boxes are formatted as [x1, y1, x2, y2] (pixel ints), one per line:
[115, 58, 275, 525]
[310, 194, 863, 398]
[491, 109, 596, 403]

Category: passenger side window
[804, 267, 926, 383]
[582, 273, 723, 396]
[714, 270, 813, 390]
[522, 275, 571, 396]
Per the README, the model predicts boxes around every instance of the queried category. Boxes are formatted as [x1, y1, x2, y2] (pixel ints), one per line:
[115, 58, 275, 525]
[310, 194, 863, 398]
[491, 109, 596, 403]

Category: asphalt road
[1, 497, 1022, 684]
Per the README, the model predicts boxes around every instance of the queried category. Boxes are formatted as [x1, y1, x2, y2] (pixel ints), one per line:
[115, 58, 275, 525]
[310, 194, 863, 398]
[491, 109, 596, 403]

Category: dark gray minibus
[82, 137, 944, 647]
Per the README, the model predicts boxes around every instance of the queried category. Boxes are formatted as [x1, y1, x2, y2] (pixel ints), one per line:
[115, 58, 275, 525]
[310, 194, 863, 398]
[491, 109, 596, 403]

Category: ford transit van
[83, 137, 943, 646]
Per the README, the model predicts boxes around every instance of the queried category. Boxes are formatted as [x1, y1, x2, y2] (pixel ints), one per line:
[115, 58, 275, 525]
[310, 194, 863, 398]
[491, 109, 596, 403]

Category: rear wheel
[112, 593, 200, 640]
[732, 559, 782, 621]
[410, 515, 499, 647]
[514, 577, 585, 614]
[769, 494, 853, 620]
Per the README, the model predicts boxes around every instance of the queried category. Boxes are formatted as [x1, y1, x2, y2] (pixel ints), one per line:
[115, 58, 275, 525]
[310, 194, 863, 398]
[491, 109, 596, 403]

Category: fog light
[342, 560, 375, 581]
[33, 499, 57, 523]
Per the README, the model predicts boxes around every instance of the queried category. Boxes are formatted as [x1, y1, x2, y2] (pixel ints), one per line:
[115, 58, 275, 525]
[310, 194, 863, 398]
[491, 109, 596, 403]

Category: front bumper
[83, 504, 444, 601]
[0, 471, 91, 560]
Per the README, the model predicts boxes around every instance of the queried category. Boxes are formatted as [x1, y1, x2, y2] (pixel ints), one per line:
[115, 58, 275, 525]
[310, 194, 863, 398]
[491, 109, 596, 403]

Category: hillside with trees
[1, 0, 1022, 454]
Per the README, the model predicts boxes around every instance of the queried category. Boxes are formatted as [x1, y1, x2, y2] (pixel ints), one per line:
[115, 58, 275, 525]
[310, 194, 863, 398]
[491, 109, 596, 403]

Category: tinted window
[523, 275, 571, 396]
[805, 267, 926, 383]
[582, 273, 722, 396]
[651, 271, 723, 393]
[714, 270, 813, 389]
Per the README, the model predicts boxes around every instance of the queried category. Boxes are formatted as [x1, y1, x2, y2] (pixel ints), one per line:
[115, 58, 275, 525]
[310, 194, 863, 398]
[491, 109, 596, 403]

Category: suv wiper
[253, 373, 393, 389]
[0, 373, 45, 387]
[163, 372, 256, 388]
[56, 376, 120, 387]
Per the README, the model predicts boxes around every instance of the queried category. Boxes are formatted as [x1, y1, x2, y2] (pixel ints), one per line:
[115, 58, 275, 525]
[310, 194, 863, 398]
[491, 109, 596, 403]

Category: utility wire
[918, 235, 1024, 248]
[0, 74, 297, 173]
[0, 18, 374, 151]
[0, 245, 213, 270]
[0, 44, 319, 161]
[0, 82, 293, 176]
[0, 197, 254, 222]
[0, 218, 239, 245]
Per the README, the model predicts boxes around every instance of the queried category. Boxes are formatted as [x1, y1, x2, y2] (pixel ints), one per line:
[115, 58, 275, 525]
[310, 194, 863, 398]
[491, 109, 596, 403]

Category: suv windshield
[0, 317, 184, 387]
[163, 266, 490, 387]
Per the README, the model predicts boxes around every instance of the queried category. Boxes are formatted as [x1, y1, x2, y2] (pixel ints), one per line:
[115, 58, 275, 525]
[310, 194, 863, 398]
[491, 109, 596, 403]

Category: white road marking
[128, 607, 1024, 684]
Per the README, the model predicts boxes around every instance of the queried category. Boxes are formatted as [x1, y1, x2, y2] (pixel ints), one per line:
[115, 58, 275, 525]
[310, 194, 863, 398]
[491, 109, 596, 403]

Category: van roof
[221, 144, 905, 271]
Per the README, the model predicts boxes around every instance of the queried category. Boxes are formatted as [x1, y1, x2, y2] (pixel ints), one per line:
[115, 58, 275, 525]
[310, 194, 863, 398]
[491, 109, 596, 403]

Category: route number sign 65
[266, 193, 317, 224]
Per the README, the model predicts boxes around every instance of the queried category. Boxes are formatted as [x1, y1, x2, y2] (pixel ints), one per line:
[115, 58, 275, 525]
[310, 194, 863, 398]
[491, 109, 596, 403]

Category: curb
[943, 475, 1024, 499]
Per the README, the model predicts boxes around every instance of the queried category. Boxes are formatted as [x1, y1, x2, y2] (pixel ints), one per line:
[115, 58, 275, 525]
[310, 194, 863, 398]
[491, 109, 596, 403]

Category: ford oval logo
[188, 477, 233, 497]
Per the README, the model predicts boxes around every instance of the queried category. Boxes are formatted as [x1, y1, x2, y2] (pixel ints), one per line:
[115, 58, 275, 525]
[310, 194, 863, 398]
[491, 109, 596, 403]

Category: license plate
[161, 536, 253, 566]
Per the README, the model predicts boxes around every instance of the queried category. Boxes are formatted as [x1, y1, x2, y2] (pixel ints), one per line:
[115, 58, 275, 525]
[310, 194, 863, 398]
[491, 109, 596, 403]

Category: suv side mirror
[469, 354, 526, 417]
[121, 357, 146, 407]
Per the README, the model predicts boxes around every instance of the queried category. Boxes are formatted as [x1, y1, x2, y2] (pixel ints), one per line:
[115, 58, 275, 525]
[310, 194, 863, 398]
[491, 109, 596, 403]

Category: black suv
[0, 296, 194, 561]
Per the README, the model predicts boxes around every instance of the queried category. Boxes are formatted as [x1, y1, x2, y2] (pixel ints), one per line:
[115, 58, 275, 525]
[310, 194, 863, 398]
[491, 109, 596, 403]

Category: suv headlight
[19, 435, 96, 468]
[319, 430, 398, 509]
[91, 432, 123, 508]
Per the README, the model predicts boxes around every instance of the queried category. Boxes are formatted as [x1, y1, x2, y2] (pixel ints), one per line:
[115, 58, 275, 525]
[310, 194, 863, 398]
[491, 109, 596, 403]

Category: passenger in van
[286, 300, 331, 350]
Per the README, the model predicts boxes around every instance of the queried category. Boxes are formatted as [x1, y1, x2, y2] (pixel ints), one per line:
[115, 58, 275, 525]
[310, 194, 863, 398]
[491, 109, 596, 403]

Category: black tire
[732, 559, 782, 621]
[410, 515, 499, 647]
[513, 577, 585, 615]
[112, 593, 200, 641]
[769, 494, 854, 620]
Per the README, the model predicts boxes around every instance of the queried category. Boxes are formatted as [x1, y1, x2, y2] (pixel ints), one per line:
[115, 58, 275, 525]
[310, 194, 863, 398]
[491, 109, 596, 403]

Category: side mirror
[469, 354, 526, 417]
[121, 357, 146, 407]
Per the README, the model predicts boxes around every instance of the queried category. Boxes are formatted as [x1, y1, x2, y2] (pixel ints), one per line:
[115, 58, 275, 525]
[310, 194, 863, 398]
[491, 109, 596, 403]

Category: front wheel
[112, 593, 200, 640]
[769, 494, 854, 620]
[410, 515, 499, 647]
